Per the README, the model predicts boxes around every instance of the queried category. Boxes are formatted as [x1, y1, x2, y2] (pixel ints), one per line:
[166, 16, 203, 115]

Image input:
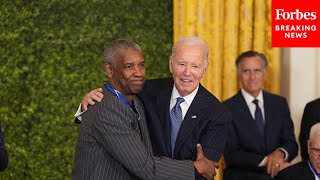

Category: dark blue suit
[223, 91, 298, 180]
[138, 78, 231, 179]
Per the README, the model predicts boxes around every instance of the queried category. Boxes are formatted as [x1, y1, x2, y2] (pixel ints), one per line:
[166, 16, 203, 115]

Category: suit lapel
[263, 91, 278, 152]
[156, 80, 174, 156]
[305, 165, 315, 179]
[236, 92, 257, 131]
[135, 98, 153, 153]
[302, 160, 315, 179]
[174, 85, 205, 155]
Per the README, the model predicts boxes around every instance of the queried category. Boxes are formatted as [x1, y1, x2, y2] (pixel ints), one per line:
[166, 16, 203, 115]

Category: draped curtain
[173, 0, 281, 179]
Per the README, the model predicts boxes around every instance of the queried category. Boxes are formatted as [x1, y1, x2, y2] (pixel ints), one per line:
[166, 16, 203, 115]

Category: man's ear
[201, 64, 208, 78]
[169, 59, 173, 74]
[105, 63, 113, 79]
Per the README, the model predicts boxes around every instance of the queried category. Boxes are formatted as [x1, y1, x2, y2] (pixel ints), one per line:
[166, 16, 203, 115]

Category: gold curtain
[173, 0, 281, 179]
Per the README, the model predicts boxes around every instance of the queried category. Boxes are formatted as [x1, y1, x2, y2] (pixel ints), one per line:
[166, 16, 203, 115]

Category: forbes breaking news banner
[272, 0, 320, 47]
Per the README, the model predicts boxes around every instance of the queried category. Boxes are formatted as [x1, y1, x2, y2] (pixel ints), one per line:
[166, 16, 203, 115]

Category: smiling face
[169, 43, 207, 97]
[105, 49, 145, 101]
[238, 56, 267, 97]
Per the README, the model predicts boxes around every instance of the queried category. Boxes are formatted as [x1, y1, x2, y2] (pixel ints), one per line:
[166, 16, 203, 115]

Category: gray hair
[104, 39, 141, 65]
[235, 50, 268, 72]
[170, 36, 209, 67]
[309, 122, 320, 141]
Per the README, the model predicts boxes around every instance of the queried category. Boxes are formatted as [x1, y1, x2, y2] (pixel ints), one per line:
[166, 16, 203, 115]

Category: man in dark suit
[72, 39, 217, 180]
[223, 51, 298, 180]
[0, 121, 8, 171]
[299, 98, 320, 160]
[278, 122, 320, 180]
[77, 37, 230, 179]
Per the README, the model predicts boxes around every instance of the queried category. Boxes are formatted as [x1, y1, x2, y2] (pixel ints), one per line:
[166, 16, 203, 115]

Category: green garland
[0, 0, 172, 178]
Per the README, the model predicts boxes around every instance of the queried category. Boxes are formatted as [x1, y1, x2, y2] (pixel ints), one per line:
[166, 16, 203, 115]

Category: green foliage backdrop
[0, 0, 172, 179]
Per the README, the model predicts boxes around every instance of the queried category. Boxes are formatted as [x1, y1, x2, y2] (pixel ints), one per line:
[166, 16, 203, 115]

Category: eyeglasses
[310, 147, 320, 156]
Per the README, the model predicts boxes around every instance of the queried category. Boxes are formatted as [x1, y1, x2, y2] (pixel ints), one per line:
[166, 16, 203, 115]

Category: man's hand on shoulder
[81, 88, 104, 111]
[193, 144, 218, 180]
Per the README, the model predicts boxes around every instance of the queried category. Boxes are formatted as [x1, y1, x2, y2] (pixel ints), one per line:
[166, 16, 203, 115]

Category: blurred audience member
[278, 122, 320, 180]
[223, 51, 298, 180]
[299, 98, 320, 160]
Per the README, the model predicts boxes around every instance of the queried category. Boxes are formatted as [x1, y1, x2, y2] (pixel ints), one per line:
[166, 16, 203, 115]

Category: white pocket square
[191, 115, 197, 119]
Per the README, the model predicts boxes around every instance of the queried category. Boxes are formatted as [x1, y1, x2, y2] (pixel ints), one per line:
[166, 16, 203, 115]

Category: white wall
[281, 48, 320, 163]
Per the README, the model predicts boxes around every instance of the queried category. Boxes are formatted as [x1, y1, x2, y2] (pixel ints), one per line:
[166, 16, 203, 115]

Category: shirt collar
[171, 85, 199, 106]
[241, 88, 264, 105]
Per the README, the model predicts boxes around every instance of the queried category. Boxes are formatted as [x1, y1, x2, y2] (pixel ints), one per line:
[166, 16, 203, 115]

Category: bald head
[309, 123, 320, 141]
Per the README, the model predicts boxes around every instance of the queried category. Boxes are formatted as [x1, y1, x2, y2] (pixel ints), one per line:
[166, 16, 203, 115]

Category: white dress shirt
[241, 89, 265, 121]
[170, 85, 199, 121]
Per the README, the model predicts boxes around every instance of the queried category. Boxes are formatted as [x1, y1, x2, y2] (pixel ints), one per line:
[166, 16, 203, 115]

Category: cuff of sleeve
[74, 104, 85, 122]
[258, 156, 268, 167]
[277, 147, 289, 161]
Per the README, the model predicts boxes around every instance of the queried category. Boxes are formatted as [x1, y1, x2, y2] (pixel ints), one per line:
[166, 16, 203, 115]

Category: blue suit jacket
[223, 91, 298, 177]
[138, 78, 230, 165]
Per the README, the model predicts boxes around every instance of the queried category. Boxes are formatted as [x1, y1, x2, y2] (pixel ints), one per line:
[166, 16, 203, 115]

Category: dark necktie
[170, 97, 185, 157]
[253, 99, 264, 137]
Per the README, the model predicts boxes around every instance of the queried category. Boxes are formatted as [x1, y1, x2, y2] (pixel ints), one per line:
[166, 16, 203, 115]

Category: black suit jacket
[223, 91, 298, 179]
[299, 98, 320, 160]
[277, 160, 314, 180]
[138, 78, 230, 178]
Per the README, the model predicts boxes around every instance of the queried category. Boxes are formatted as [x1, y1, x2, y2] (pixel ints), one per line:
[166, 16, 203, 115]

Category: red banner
[272, 0, 320, 47]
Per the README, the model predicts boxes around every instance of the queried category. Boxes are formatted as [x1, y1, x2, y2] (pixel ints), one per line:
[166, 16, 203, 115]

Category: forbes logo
[275, 9, 317, 20]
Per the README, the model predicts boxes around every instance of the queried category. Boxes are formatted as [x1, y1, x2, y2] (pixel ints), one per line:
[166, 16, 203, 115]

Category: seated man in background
[223, 51, 298, 180]
[72, 39, 217, 179]
[0, 121, 8, 171]
[278, 122, 320, 180]
[76, 37, 231, 179]
[299, 98, 320, 160]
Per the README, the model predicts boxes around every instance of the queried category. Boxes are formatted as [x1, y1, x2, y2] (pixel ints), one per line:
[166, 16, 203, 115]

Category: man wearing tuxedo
[278, 122, 320, 180]
[299, 98, 320, 160]
[72, 39, 217, 180]
[223, 51, 298, 180]
[76, 37, 231, 179]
